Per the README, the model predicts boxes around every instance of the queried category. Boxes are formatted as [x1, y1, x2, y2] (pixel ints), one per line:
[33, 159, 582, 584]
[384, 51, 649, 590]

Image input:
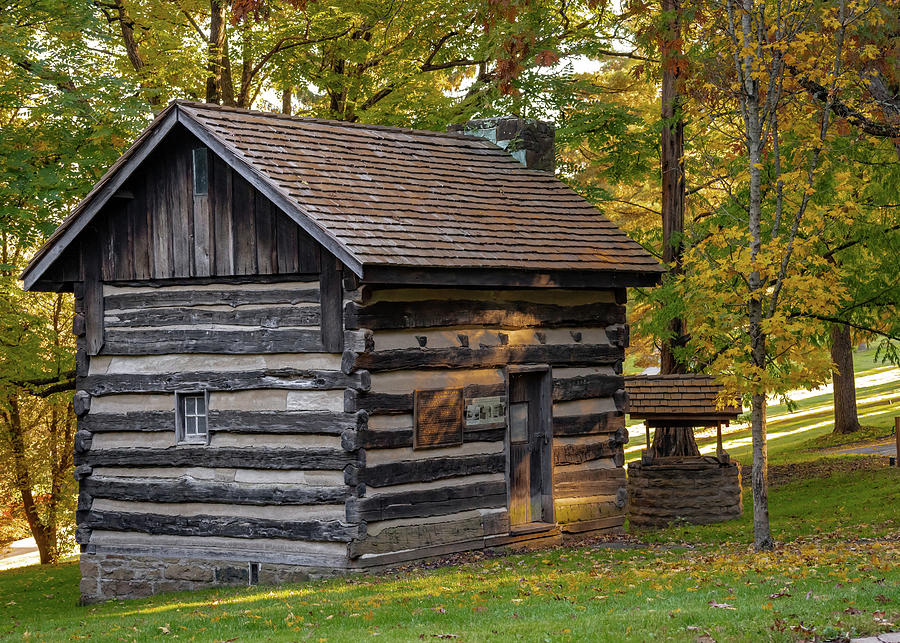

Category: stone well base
[79, 553, 341, 604]
[627, 456, 742, 529]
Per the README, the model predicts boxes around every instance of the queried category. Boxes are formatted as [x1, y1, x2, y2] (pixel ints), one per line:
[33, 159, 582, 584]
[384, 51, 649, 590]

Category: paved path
[0, 537, 40, 570]
[834, 439, 897, 456]
[851, 634, 900, 643]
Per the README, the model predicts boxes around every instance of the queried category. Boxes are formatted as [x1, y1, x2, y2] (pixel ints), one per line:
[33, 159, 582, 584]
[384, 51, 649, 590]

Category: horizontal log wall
[345, 286, 629, 560]
[74, 278, 363, 565]
[100, 280, 327, 355]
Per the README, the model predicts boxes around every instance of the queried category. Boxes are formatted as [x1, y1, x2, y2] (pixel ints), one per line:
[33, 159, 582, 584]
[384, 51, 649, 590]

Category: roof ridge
[173, 100, 502, 145]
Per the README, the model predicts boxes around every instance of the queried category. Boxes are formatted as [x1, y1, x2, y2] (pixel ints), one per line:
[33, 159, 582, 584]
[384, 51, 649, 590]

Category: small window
[176, 391, 208, 444]
[192, 147, 209, 195]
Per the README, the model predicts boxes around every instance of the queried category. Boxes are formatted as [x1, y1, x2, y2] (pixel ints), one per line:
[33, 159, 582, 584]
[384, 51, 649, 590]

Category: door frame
[504, 364, 554, 529]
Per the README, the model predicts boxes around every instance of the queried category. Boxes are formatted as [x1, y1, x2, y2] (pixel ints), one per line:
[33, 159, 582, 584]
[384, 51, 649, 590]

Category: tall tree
[676, 0, 894, 550]
[0, 0, 146, 560]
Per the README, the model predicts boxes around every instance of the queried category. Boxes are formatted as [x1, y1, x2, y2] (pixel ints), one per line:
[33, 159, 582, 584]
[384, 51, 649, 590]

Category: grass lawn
[1, 350, 897, 642]
[2, 459, 897, 642]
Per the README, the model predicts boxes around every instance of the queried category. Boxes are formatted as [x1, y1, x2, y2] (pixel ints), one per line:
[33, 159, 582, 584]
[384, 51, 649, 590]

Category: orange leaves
[534, 49, 560, 67]
[495, 33, 536, 95]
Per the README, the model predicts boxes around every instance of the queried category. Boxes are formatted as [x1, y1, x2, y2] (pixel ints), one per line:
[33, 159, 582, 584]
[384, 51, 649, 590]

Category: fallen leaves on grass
[708, 601, 735, 610]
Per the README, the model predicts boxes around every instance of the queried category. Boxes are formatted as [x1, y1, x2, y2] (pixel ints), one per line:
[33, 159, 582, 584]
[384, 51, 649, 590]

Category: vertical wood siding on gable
[91, 129, 321, 283]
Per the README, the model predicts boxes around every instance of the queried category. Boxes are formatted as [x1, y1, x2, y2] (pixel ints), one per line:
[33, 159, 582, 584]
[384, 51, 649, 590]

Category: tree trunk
[3, 395, 56, 564]
[237, 24, 253, 108]
[739, 0, 773, 552]
[109, 0, 160, 106]
[205, 0, 227, 103]
[647, 426, 700, 458]
[830, 323, 861, 434]
[221, 36, 235, 106]
[650, 0, 700, 460]
[659, 0, 687, 377]
[750, 389, 773, 550]
[282, 86, 292, 114]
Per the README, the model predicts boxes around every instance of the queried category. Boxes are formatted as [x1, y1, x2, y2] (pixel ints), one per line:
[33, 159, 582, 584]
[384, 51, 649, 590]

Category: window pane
[195, 395, 206, 414]
[196, 414, 207, 436]
[510, 402, 528, 443]
[193, 148, 209, 195]
[185, 415, 197, 436]
[185, 396, 195, 416]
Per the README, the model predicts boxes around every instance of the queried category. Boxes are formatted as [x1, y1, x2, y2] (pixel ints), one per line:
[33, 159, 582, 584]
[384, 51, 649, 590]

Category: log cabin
[22, 101, 663, 602]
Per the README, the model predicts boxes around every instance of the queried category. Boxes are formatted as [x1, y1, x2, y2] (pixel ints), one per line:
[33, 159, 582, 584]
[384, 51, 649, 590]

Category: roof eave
[359, 265, 665, 289]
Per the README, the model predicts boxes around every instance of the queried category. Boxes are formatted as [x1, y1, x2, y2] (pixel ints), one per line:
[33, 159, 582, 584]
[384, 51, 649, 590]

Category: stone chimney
[448, 117, 555, 172]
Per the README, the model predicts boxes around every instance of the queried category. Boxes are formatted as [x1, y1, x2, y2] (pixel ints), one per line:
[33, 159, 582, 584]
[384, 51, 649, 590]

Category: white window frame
[175, 390, 210, 445]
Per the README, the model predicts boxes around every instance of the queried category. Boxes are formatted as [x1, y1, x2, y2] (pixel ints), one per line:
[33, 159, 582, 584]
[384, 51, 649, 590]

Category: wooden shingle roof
[625, 375, 741, 426]
[23, 101, 663, 289]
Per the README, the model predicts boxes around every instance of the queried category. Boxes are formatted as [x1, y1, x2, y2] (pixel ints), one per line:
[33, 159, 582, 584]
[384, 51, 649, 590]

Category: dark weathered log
[349, 513, 497, 557]
[358, 426, 505, 450]
[74, 391, 91, 417]
[361, 453, 505, 487]
[554, 466, 626, 486]
[348, 481, 507, 522]
[340, 429, 358, 451]
[101, 328, 323, 354]
[83, 237, 105, 355]
[83, 511, 356, 541]
[319, 253, 344, 352]
[82, 369, 367, 396]
[553, 441, 624, 466]
[348, 344, 624, 373]
[104, 287, 319, 310]
[344, 299, 626, 330]
[611, 425, 630, 446]
[554, 469, 627, 498]
[82, 477, 348, 505]
[552, 374, 622, 402]
[80, 447, 355, 470]
[558, 515, 624, 534]
[354, 374, 620, 415]
[552, 411, 625, 437]
[74, 431, 93, 454]
[350, 382, 504, 414]
[107, 275, 320, 288]
[105, 306, 320, 328]
[73, 312, 86, 337]
[75, 349, 89, 377]
[80, 411, 174, 432]
[96, 410, 360, 436]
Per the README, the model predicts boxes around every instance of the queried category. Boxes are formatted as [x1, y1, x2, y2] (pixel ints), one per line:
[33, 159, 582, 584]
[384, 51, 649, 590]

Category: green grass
[2, 462, 898, 642]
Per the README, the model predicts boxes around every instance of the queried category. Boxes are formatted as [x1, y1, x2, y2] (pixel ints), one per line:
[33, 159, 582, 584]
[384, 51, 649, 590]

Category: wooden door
[508, 370, 551, 528]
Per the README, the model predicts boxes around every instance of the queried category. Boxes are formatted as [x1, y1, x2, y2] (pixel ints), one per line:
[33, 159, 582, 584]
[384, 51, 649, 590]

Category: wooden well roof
[625, 375, 741, 426]
[23, 101, 663, 290]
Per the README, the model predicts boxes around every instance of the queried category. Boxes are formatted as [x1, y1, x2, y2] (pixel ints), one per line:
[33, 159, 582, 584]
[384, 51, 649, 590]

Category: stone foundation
[79, 553, 342, 603]
[627, 457, 742, 529]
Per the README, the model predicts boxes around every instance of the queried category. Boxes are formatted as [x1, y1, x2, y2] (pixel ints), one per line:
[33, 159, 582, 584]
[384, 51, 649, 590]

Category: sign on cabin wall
[465, 396, 507, 429]
[413, 388, 464, 449]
